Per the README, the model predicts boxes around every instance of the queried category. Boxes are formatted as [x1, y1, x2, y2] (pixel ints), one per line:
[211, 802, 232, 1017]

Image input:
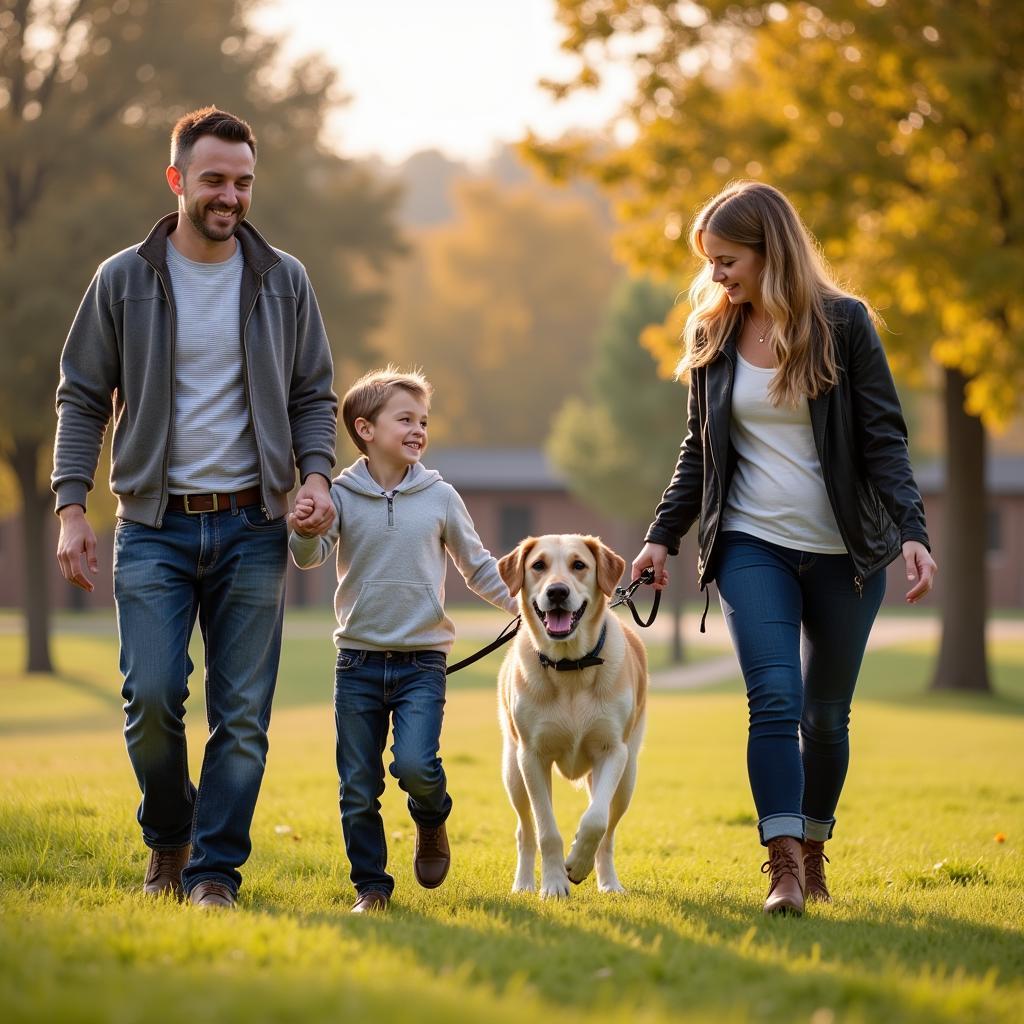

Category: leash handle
[610, 567, 660, 628]
[446, 615, 521, 675]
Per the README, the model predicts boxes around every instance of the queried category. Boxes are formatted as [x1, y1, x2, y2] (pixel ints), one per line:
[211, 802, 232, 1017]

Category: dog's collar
[538, 624, 607, 672]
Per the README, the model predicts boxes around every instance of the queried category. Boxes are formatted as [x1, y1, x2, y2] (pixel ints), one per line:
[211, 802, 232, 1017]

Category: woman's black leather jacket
[644, 297, 930, 598]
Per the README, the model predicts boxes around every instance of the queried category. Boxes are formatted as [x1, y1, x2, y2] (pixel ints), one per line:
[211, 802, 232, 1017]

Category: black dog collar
[538, 624, 607, 672]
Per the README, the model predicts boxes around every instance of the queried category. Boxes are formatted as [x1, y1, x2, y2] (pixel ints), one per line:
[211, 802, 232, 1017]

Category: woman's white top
[720, 352, 847, 553]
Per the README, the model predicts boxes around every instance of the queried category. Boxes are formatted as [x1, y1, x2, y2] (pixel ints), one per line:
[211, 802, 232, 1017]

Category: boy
[289, 367, 516, 914]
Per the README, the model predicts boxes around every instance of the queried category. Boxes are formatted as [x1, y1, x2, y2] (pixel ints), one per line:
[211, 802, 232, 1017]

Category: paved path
[648, 615, 1024, 691]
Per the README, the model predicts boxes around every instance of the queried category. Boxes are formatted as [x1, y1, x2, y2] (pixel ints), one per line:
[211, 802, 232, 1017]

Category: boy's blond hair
[342, 365, 433, 454]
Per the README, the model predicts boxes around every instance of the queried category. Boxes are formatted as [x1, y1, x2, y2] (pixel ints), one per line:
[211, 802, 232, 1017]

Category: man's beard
[185, 199, 243, 242]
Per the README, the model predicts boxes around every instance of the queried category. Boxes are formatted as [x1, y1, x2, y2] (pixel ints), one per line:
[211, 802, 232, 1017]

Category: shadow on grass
[266, 887, 1019, 1024]
[0, 670, 122, 736]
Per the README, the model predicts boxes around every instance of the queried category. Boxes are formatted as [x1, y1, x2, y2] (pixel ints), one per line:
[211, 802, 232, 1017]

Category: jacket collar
[137, 212, 282, 277]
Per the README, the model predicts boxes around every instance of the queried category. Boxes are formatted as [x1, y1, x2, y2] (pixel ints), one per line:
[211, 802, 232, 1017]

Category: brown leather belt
[166, 485, 263, 514]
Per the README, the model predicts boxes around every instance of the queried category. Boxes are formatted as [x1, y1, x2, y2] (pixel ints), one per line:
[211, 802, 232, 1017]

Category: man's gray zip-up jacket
[52, 214, 338, 525]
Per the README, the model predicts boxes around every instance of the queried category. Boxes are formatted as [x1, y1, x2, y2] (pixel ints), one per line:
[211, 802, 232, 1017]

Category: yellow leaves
[933, 310, 1024, 430]
[640, 301, 689, 382]
[933, 317, 1000, 377]
[892, 270, 927, 315]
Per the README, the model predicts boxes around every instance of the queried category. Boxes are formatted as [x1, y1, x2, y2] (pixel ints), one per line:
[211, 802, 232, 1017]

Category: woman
[632, 181, 937, 916]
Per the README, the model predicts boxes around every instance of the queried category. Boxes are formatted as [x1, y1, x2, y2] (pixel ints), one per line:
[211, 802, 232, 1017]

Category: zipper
[854, 575, 864, 597]
[383, 490, 396, 527]
[239, 275, 269, 518]
[700, 360, 729, 590]
[152, 267, 177, 528]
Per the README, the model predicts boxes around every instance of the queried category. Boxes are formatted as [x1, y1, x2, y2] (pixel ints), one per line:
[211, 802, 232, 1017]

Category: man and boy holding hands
[53, 107, 513, 912]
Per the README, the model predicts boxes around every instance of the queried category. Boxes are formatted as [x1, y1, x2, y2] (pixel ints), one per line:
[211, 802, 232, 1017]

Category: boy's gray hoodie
[290, 459, 517, 653]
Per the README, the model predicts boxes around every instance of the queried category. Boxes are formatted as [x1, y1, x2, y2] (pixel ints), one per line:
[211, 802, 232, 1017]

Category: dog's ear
[498, 538, 534, 597]
[585, 536, 626, 597]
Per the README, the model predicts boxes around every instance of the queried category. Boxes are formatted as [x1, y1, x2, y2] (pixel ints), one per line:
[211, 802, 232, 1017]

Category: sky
[250, 0, 635, 165]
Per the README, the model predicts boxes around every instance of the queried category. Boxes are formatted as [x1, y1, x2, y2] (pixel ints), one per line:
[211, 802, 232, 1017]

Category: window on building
[500, 505, 533, 553]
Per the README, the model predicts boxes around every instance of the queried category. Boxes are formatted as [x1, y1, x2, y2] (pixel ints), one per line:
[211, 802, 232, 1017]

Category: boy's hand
[293, 473, 334, 536]
[288, 497, 320, 537]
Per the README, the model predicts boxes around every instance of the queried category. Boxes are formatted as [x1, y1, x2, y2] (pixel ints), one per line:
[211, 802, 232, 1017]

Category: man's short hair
[170, 106, 257, 170]
[342, 366, 433, 454]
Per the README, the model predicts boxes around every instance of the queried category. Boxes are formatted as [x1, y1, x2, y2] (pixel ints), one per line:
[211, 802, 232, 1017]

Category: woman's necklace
[753, 312, 771, 344]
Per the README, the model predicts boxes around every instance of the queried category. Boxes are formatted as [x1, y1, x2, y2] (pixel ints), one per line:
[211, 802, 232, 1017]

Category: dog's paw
[511, 877, 536, 893]
[596, 877, 626, 894]
[565, 833, 601, 884]
[539, 870, 572, 899]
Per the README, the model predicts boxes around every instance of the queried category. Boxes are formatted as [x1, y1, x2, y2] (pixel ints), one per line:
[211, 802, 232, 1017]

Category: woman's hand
[902, 540, 937, 603]
[631, 542, 670, 590]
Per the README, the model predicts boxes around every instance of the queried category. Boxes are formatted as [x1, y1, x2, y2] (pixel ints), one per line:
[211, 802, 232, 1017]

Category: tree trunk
[10, 436, 54, 674]
[930, 368, 990, 693]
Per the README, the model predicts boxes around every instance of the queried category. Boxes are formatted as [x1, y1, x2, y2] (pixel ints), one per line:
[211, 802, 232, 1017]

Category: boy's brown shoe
[351, 890, 389, 914]
[142, 844, 191, 898]
[189, 879, 237, 909]
[413, 822, 450, 888]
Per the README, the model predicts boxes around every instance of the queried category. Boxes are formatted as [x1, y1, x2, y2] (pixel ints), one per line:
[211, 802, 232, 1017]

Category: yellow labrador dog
[497, 534, 647, 898]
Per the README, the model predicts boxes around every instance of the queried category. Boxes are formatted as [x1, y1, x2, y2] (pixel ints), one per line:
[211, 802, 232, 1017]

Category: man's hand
[56, 505, 98, 592]
[293, 473, 334, 536]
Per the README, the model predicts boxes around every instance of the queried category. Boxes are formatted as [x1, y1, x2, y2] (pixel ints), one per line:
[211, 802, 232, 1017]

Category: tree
[376, 177, 619, 447]
[1, 0, 402, 672]
[528, 0, 1024, 692]
[548, 276, 691, 660]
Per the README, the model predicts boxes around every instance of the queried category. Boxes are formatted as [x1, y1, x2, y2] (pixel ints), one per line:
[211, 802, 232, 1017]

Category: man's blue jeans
[113, 505, 287, 896]
[715, 531, 886, 845]
[334, 648, 451, 897]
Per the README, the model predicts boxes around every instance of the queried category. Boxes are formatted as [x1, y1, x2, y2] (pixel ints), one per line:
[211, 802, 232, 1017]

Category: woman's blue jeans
[715, 531, 885, 845]
[113, 506, 288, 896]
[334, 648, 451, 897]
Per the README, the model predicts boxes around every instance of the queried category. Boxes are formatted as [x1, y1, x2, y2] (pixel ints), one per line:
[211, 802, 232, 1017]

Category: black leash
[446, 614, 521, 675]
[446, 567, 660, 675]
[609, 566, 661, 627]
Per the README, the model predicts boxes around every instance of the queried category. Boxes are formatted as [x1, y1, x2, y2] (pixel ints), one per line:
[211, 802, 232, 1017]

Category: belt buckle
[182, 492, 218, 514]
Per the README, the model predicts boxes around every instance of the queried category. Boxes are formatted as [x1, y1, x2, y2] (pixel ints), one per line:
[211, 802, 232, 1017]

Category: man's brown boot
[761, 836, 805, 916]
[351, 890, 389, 914]
[189, 879, 237, 909]
[413, 822, 450, 889]
[802, 839, 832, 902]
[142, 844, 191, 898]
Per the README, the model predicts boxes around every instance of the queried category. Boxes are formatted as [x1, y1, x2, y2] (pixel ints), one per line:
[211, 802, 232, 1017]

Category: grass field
[1, 612, 1022, 1024]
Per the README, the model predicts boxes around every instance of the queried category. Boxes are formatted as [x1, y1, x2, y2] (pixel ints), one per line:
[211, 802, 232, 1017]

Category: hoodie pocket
[345, 581, 445, 648]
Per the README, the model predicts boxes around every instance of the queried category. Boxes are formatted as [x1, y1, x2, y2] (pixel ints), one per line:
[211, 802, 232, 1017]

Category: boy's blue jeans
[334, 648, 451, 897]
[715, 531, 886, 846]
[113, 506, 288, 896]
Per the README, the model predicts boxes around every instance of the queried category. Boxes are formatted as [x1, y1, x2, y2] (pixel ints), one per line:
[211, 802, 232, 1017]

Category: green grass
[1, 617, 1022, 1024]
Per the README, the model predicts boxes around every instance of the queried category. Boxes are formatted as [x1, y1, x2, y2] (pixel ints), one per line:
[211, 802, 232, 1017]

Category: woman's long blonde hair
[678, 181, 864, 406]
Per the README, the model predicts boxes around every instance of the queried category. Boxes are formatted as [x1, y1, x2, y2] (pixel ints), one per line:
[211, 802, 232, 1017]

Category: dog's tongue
[545, 609, 573, 634]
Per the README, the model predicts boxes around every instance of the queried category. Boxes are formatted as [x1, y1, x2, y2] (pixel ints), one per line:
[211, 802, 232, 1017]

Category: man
[52, 107, 337, 909]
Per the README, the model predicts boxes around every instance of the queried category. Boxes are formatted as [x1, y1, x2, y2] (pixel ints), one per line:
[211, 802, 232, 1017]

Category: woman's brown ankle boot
[802, 839, 831, 902]
[762, 836, 805, 915]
